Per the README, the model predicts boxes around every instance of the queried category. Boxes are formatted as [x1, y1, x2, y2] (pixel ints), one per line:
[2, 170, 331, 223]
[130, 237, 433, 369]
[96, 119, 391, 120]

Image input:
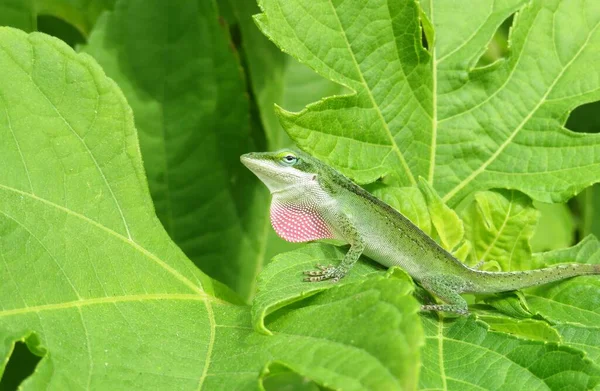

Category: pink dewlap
[270, 202, 333, 243]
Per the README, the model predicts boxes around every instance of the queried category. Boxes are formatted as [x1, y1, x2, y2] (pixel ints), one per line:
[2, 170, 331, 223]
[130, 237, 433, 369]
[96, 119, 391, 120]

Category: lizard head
[240, 149, 322, 194]
[241, 150, 337, 243]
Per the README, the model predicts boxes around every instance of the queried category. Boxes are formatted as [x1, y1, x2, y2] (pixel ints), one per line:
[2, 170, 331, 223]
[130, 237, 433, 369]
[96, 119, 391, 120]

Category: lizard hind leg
[420, 275, 470, 315]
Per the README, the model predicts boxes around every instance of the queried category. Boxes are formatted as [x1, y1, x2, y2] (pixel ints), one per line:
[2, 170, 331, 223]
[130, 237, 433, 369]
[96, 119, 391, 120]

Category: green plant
[1, 0, 600, 389]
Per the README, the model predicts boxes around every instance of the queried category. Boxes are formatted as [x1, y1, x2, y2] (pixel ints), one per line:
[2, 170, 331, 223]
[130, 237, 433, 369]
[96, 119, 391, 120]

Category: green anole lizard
[241, 149, 600, 314]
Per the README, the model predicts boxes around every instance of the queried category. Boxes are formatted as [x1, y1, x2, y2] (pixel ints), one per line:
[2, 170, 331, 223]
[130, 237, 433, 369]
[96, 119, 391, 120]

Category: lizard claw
[303, 264, 344, 282]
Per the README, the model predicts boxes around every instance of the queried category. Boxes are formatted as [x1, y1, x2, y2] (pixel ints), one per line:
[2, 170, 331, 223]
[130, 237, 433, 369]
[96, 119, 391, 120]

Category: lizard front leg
[304, 221, 365, 282]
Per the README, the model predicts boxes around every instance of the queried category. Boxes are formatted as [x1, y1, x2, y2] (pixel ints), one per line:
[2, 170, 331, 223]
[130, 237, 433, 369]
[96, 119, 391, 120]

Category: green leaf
[0, 27, 426, 389]
[526, 236, 600, 328]
[281, 59, 350, 114]
[532, 234, 600, 268]
[530, 201, 575, 253]
[251, 244, 385, 334]
[478, 291, 533, 319]
[420, 316, 600, 390]
[251, 245, 422, 390]
[0, 0, 36, 32]
[553, 323, 600, 364]
[0, 26, 222, 388]
[371, 185, 431, 235]
[265, 277, 423, 391]
[576, 184, 600, 241]
[256, 0, 431, 186]
[257, 0, 600, 205]
[35, 0, 116, 36]
[82, 0, 276, 300]
[462, 190, 539, 270]
[478, 314, 561, 343]
[418, 178, 465, 252]
[0, 0, 115, 36]
[523, 236, 600, 364]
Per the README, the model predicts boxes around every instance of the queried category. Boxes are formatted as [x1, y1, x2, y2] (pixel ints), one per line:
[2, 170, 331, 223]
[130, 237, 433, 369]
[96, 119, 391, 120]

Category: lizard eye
[281, 154, 298, 165]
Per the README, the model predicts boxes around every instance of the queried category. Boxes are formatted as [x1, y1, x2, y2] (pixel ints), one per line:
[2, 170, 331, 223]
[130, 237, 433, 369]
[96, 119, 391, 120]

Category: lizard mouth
[240, 154, 265, 174]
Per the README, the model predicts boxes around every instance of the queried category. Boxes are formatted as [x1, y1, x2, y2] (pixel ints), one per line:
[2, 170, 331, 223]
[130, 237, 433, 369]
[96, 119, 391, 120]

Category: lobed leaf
[257, 0, 600, 205]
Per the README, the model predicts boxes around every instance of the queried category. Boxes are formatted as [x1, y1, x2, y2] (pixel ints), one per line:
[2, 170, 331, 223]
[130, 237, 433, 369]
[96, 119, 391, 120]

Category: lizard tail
[466, 263, 600, 293]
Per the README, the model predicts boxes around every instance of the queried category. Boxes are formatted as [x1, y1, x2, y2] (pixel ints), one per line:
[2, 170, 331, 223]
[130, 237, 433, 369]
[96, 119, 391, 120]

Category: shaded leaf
[0, 0, 36, 32]
[478, 291, 532, 319]
[83, 0, 272, 300]
[530, 201, 574, 253]
[0, 0, 115, 37]
[36, 0, 116, 36]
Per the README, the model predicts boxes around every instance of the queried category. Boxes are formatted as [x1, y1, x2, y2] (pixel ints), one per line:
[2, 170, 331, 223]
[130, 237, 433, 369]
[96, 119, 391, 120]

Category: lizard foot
[303, 264, 345, 282]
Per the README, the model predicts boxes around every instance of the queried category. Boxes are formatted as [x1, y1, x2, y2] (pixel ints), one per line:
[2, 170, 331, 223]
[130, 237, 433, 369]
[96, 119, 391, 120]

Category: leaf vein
[0, 183, 203, 295]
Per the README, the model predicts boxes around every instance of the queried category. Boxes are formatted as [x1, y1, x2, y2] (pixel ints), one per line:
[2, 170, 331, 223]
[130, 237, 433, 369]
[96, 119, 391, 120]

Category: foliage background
[1, 0, 600, 390]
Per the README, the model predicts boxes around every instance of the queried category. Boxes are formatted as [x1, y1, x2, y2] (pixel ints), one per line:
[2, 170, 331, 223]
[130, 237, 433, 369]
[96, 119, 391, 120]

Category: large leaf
[257, 0, 600, 205]
[0, 25, 217, 387]
[82, 0, 275, 300]
[0, 27, 425, 389]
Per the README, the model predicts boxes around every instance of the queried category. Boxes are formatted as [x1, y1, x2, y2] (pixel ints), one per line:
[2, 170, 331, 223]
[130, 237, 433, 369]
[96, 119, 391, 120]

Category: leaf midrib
[477, 192, 514, 264]
[428, 0, 438, 184]
[325, 0, 416, 185]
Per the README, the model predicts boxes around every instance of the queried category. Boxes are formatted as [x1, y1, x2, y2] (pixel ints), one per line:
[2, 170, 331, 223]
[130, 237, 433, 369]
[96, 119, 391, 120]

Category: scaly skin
[241, 150, 600, 314]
